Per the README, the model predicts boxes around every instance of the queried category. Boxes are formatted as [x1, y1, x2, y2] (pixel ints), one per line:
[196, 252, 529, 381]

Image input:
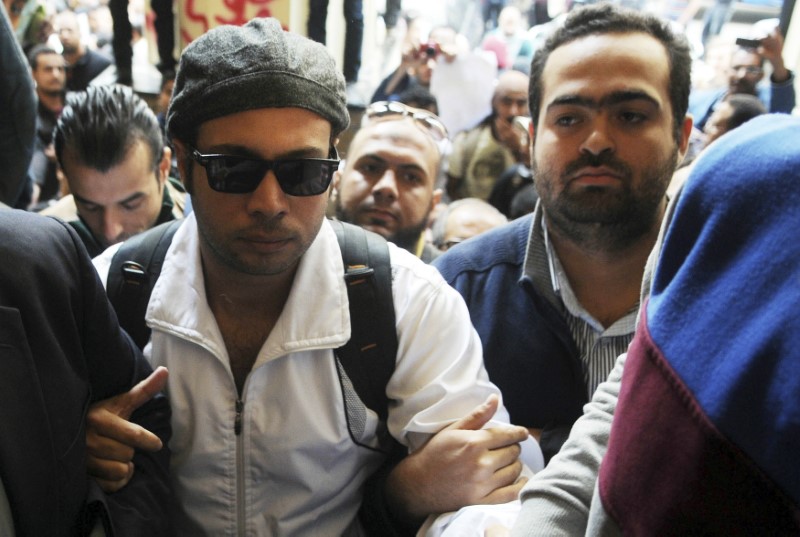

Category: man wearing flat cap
[87, 18, 542, 535]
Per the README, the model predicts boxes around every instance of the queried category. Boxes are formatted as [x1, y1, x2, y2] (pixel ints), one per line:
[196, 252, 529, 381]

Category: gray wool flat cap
[166, 18, 349, 141]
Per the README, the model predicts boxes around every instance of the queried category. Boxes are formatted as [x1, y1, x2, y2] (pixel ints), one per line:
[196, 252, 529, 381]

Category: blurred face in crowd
[31, 52, 66, 96]
[728, 48, 764, 95]
[440, 203, 507, 251]
[334, 117, 442, 252]
[415, 26, 457, 85]
[703, 100, 734, 145]
[493, 70, 530, 120]
[532, 32, 691, 250]
[61, 140, 170, 249]
[158, 78, 174, 115]
[55, 11, 83, 55]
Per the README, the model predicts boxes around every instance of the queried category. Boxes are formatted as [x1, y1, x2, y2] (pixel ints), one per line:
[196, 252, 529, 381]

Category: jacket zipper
[235, 397, 245, 537]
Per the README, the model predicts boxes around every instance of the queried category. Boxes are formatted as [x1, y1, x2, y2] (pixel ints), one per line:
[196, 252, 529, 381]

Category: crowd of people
[1, 0, 798, 534]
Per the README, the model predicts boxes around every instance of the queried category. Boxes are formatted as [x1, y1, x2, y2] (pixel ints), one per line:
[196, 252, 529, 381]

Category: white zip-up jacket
[96, 214, 538, 536]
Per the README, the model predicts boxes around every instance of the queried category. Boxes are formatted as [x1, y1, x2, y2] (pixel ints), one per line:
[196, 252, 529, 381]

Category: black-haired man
[435, 3, 693, 461]
[43, 85, 185, 257]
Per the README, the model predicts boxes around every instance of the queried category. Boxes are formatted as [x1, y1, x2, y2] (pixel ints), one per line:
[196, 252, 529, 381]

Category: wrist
[771, 66, 790, 84]
[385, 456, 429, 525]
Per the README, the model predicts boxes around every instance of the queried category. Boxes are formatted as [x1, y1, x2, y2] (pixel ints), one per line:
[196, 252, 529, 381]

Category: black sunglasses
[189, 146, 340, 196]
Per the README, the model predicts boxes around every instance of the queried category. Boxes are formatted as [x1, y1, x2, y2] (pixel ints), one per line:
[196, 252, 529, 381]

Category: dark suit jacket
[0, 209, 173, 536]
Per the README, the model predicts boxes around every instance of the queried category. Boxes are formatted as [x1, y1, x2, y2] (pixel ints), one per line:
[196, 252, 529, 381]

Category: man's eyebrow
[73, 191, 145, 207]
[72, 192, 101, 207]
[547, 90, 660, 111]
[357, 153, 427, 173]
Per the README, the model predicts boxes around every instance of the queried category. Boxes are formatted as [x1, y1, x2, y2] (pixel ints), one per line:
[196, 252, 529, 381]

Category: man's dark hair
[528, 3, 692, 142]
[725, 93, 768, 131]
[27, 44, 60, 70]
[396, 85, 439, 114]
[54, 85, 163, 173]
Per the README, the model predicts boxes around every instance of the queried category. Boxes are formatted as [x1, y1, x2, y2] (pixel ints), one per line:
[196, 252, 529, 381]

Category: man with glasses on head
[688, 26, 795, 131]
[42, 85, 186, 257]
[334, 101, 447, 263]
[87, 18, 543, 536]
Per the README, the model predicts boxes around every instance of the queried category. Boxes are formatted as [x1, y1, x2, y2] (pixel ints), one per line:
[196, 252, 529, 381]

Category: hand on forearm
[384, 395, 529, 520]
[86, 367, 168, 492]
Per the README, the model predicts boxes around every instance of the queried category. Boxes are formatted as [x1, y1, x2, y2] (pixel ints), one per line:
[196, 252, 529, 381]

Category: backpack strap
[329, 219, 397, 424]
[107, 219, 182, 350]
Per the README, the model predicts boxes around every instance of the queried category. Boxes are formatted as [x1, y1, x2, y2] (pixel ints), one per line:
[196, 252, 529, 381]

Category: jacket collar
[147, 215, 351, 363]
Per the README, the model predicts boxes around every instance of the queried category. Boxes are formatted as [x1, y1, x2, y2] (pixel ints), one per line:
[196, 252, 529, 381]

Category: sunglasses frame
[189, 146, 340, 196]
[364, 101, 449, 142]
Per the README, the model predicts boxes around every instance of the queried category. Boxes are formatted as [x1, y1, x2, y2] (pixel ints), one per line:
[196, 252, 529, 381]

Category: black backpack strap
[330, 219, 398, 424]
[107, 219, 182, 350]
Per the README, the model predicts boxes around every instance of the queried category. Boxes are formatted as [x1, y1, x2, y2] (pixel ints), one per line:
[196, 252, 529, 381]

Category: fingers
[88, 457, 133, 484]
[114, 366, 169, 420]
[91, 462, 135, 493]
[488, 458, 524, 490]
[481, 476, 528, 506]
[480, 425, 530, 450]
[87, 409, 163, 452]
[447, 394, 500, 432]
[86, 432, 135, 462]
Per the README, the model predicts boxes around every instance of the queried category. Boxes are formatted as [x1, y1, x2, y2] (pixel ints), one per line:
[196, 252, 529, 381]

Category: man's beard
[39, 86, 65, 98]
[533, 147, 678, 253]
[335, 197, 428, 253]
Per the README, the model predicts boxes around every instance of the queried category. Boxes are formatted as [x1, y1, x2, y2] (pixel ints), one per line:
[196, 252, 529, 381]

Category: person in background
[668, 92, 766, 197]
[334, 101, 446, 263]
[447, 69, 530, 202]
[54, 9, 112, 91]
[688, 27, 794, 131]
[43, 85, 185, 257]
[481, 5, 534, 73]
[371, 24, 460, 103]
[431, 197, 508, 252]
[27, 44, 66, 209]
[307, 0, 363, 102]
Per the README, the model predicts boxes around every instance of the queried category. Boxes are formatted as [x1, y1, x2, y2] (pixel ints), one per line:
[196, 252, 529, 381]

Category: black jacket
[0, 210, 173, 536]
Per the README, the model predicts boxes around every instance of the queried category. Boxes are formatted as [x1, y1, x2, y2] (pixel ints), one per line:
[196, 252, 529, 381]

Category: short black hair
[396, 85, 439, 114]
[55, 85, 163, 174]
[725, 93, 767, 131]
[27, 44, 60, 70]
[528, 3, 692, 143]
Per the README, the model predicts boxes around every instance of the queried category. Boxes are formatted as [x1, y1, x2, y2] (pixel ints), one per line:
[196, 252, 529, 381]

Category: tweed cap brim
[167, 18, 349, 141]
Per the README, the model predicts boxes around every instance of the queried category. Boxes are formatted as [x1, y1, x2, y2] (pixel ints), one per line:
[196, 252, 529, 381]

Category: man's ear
[432, 188, 443, 207]
[157, 146, 171, 186]
[678, 115, 693, 160]
[330, 168, 342, 203]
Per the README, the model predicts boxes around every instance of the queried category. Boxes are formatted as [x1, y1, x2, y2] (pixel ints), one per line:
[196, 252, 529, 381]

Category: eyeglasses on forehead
[364, 101, 449, 141]
[189, 146, 339, 196]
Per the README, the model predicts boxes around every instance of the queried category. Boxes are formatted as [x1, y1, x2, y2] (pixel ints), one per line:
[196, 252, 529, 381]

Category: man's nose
[372, 170, 399, 201]
[245, 170, 290, 216]
[580, 117, 615, 157]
